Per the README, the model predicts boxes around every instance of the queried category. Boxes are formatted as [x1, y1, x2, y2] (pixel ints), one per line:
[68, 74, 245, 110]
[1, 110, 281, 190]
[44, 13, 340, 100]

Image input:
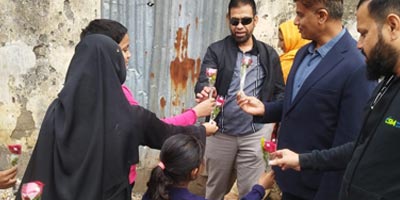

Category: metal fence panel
[102, 0, 229, 118]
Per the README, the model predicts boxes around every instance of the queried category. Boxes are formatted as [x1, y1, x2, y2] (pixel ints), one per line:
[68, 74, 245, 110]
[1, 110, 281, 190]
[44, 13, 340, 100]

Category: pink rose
[8, 144, 21, 166]
[206, 67, 218, 87]
[263, 141, 277, 153]
[21, 181, 44, 200]
[216, 96, 225, 106]
[260, 138, 277, 170]
[241, 56, 252, 67]
[8, 144, 21, 155]
[210, 95, 225, 121]
[206, 68, 217, 77]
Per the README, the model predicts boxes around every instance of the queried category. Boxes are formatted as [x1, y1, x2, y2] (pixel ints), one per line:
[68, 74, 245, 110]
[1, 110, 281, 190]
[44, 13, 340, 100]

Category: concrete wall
[0, 0, 100, 180]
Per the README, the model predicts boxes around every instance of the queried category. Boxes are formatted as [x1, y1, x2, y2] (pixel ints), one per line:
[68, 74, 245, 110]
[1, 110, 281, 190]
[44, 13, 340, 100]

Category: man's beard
[231, 30, 252, 44]
[364, 33, 398, 80]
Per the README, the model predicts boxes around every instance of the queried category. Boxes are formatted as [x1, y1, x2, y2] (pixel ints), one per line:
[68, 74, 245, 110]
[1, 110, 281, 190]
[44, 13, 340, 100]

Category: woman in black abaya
[15, 34, 215, 200]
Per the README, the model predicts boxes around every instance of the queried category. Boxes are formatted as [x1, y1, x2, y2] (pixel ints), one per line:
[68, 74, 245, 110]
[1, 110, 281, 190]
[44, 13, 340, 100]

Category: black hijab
[16, 34, 205, 200]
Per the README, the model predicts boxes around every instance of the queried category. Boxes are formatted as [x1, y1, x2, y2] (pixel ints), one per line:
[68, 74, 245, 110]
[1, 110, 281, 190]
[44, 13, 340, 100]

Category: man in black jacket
[269, 0, 400, 199]
[194, 0, 285, 199]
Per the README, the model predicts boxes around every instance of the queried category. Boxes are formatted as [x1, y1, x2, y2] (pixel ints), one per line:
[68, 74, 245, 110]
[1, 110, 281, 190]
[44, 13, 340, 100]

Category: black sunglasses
[230, 17, 253, 26]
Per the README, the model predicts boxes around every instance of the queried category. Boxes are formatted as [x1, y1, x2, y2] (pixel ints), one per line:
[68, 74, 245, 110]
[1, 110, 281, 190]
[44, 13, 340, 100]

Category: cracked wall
[0, 0, 99, 172]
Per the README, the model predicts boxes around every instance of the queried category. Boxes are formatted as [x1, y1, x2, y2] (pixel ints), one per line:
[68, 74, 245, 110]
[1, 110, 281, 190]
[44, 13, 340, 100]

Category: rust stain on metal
[160, 96, 166, 109]
[194, 58, 201, 83]
[172, 96, 181, 107]
[170, 24, 199, 92]
[150, 72, 155, 79]
[195, 17, 199, 30]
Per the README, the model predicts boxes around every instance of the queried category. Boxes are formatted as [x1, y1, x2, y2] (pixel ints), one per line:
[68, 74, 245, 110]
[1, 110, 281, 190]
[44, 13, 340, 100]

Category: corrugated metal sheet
[102, 0, 229, 118]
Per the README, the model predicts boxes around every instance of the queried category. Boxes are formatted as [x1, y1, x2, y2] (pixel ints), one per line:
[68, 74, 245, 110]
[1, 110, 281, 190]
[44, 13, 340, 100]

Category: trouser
[205, 125, 267, 200]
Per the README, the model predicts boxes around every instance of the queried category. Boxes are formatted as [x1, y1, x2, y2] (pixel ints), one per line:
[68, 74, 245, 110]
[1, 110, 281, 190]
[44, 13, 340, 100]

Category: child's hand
[202, 120, 218, 136]
[258, 171, 275, 189]
[192, 98, 215, 118]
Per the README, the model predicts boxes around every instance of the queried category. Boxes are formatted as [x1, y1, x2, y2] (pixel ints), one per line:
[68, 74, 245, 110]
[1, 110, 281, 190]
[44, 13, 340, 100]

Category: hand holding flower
[192, 98, 216, 118]
[0, 166, 17, 189]
[258, 171, 275, 189]
[202, 120, 219, 136]
[269, 149, 301, 171]
[209, 96, 225, 122]
[196, 86, 217, 103]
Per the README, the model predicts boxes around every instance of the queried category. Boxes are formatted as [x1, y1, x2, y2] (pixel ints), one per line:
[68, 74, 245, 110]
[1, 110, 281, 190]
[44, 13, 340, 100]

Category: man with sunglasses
[194, 0, 285, 199]
[237, 0, 376, 200]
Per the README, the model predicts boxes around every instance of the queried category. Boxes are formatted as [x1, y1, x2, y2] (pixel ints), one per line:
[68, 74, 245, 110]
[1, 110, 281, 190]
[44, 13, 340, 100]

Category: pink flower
[241, 56, 253, 67]
[263, 141, 277, 153]
[216, 96, 225, 106]
[8, 144, 21, 155]
[21, 181, 44, 200]
[206, 67, 218, 87]
[8, 144, 21, 166]
[210, 95, 225, 121]
[239, 56, 252, 92]
[206, 68, 217, 77]
[260, 138, 277, 169]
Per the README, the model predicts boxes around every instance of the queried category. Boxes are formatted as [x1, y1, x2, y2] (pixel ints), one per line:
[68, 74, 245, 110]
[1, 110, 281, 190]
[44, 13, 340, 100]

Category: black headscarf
[16, 34, 205, 200]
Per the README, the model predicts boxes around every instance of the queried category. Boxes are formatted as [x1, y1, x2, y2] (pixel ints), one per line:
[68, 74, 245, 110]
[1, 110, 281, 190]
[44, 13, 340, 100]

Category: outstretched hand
[258, 170, 275, 189]
[236, 91, 265, 116]
[202, 120, 219, 136]
[192, 98, 216, 118]
[269, 149, 301, 171]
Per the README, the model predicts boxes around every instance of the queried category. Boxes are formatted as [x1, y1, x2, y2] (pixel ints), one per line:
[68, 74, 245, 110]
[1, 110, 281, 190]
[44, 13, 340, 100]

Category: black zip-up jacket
[195, 35, 285, 109]
[299, 76, 400, 199]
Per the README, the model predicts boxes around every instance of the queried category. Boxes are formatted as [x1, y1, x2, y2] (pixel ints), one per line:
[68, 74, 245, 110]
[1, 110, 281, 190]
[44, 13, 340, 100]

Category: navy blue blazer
[257, 30, 376, 200]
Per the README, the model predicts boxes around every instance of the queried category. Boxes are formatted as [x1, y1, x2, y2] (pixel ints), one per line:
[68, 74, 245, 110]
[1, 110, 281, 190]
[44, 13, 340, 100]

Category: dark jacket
[195, 35, 285, 107]
[339, 76, 400, 200]
[299, 142, 354, 171]
[300, 76, 400, 199]
[258, 30, 376, 200]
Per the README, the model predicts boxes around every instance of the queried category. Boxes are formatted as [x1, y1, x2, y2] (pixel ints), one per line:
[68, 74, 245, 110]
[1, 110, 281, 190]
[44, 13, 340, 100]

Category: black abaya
[15, 34, 205, 200]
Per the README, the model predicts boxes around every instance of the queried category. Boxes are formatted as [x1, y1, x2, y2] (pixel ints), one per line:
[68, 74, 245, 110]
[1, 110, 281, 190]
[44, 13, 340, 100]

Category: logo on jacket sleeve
[385, 116, 400, 128]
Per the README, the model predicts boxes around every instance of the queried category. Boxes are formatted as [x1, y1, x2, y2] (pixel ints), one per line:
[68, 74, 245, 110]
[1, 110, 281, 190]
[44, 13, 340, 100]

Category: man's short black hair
[357, 0, 400, 24]
[228, 0, 257, 17]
